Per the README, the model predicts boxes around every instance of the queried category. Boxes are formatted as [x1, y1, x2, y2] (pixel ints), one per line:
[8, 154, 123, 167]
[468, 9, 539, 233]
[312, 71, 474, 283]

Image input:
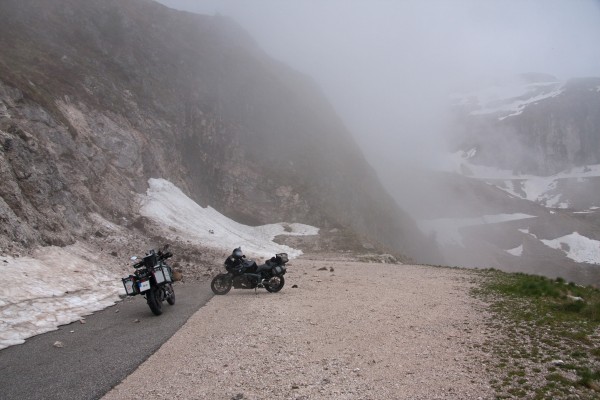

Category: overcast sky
[155, 0, 600, 170]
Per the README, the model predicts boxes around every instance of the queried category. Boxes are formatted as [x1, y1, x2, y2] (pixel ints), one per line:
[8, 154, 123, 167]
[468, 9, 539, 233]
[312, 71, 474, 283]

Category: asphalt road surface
[0, 282, 213, 400]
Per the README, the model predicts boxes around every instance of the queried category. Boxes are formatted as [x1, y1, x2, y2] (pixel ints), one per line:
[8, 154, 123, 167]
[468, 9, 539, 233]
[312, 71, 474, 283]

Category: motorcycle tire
[211, 274, 232, 295]
[265, 276, 285, 293]
[166, 283, 176, 305]
[147, 286, 163, 315]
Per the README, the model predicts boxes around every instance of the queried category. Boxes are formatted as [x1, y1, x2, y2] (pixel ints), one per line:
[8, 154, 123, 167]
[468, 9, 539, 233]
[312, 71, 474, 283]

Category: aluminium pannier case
[122, 276, 138, 296]
[152, 266, 166, 284]
[152, 265, 172, 284]
[163, 265, 173, 282]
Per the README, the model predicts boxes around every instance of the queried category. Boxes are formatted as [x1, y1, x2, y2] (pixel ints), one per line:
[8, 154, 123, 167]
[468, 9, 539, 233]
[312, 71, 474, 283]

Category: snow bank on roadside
[138, 178, 319, 259]
[0, 243, 123, 350]
[0, 178, 318, 350]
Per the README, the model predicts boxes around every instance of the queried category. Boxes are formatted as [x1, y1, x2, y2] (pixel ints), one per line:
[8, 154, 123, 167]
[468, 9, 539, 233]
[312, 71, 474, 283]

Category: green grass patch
[489, 273, 562, 298]
[472, 268, 600, 399]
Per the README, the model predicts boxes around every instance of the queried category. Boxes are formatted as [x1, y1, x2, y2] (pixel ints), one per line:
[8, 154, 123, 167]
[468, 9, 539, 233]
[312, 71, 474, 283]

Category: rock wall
[0, 0, 437, 261]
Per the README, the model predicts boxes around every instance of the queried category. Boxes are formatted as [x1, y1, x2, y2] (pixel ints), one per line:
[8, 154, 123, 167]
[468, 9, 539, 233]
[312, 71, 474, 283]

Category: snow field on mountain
[506, 245, 524, 257]
[443, 150, 600, 209]
[419, 208, 600, 265]
[445, 150, 600, 181]
[510, 229, 600, 265]
[452, 80, 564, 120]
[540, 232, 600, 264]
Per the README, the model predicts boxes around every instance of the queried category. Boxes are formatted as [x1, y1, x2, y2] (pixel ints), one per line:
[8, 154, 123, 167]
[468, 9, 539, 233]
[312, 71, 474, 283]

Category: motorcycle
[211, 247, 289, 295]
[121, 246, 176, 315]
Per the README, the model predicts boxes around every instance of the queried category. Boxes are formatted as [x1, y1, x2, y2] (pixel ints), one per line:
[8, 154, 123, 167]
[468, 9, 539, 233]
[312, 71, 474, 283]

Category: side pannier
[122, 275, 138, 296]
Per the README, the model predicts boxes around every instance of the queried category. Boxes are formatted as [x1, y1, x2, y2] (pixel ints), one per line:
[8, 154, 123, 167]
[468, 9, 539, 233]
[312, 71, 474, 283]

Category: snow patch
[0, 243, 123, 350]
[139, 178, 318, 259]
[443, 151, 600, 181]
[440, 152, 600, 209]
[540, 232, 600, 264]
[454, 80, 564, 120]
[496, 86, 564, 120]
[465, 148, 477, 159]
[506, 245, 523, 257]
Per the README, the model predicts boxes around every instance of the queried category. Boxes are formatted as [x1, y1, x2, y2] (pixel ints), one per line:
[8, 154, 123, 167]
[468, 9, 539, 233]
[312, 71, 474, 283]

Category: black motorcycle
[211, 247, 288, 295]
[121, 247, 176, 315]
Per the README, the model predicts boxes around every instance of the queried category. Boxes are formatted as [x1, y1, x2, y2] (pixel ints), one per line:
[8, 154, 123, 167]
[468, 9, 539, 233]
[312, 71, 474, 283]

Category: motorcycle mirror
[130, 256, 138, 261]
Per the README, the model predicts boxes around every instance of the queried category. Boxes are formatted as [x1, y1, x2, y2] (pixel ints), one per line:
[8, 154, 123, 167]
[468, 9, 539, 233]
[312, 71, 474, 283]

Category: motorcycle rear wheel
[211, 274, 232, 295]
[265, 276, 285, 293]
[166, 283, 176, 305]
[147, 286, 163, 315]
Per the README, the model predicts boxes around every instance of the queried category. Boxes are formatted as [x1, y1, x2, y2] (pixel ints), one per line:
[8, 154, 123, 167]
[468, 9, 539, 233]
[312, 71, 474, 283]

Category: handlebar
[132, 250, 173, 269]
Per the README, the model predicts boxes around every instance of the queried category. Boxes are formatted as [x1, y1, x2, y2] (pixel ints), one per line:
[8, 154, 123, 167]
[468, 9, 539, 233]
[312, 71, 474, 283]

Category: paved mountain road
[0, 282, 213, 400]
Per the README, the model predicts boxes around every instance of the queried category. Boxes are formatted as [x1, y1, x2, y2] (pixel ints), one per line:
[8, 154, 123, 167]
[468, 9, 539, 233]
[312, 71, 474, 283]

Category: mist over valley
[153, 0, 600, 284]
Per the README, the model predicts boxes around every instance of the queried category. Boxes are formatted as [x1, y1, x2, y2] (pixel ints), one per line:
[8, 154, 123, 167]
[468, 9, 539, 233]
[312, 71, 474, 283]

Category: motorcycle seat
[256, 263, 272, 272]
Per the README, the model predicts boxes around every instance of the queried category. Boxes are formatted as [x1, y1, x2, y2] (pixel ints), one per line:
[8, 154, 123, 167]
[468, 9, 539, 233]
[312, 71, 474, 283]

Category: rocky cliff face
[0, 0, 435, 261]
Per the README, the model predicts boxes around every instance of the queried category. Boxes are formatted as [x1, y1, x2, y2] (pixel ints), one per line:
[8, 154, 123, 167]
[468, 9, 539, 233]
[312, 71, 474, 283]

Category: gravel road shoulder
[102, 256, 497, 400]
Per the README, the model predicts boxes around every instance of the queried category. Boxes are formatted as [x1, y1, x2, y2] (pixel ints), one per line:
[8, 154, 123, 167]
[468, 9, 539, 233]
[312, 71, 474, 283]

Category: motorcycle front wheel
[166, 283, 176, 305]
[146, 286, 163, 315]
[211, 274, 232, 295]
[265, 276, 285, 293]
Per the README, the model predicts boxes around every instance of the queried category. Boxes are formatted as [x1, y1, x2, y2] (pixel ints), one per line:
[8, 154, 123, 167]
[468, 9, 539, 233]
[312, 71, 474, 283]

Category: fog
[152, 1, 600, 270]
[156, 0, 600, 175]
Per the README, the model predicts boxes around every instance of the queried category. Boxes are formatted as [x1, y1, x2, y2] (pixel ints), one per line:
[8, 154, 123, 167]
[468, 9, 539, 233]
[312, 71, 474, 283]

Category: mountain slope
[0, 0, 435, 261]
[451, 74, 600, 176]
[390, 75, 600, 284]
[387, 166, 600, 285]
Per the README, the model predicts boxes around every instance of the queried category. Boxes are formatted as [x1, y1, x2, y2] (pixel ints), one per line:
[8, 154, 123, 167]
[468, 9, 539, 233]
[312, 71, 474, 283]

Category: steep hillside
[0, 0, 435, 261]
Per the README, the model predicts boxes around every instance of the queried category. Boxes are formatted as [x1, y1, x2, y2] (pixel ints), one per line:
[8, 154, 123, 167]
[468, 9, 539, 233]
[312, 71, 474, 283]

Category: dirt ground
[102, 255, 496, 400]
